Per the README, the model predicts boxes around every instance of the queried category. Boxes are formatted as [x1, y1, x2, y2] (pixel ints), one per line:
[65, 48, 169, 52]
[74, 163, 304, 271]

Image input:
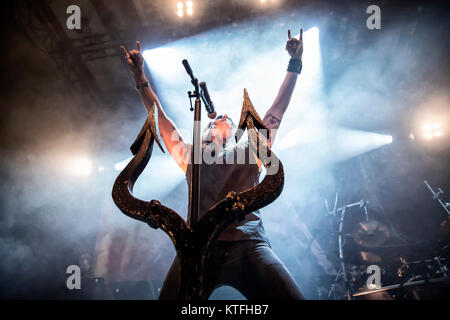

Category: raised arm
[121, 42, 190, 174]
[263, 28, 303, 147]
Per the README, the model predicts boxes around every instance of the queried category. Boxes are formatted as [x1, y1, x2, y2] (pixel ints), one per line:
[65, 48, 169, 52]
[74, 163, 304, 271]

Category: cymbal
[351, 251, 382, 264]
[366, 243, 438, 265]
[352, 220, 390, 248]
[346, 250, 382, 265]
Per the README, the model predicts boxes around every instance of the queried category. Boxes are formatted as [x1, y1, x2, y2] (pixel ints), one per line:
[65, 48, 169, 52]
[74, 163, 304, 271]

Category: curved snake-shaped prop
[112, 89, 284, 300]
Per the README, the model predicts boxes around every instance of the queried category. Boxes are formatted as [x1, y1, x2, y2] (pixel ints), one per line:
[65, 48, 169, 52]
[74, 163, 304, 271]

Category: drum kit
[323, 180, 450, 300]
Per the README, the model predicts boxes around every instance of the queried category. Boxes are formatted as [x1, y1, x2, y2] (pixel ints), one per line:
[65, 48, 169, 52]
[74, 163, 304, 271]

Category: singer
[120, 28, 304, 299]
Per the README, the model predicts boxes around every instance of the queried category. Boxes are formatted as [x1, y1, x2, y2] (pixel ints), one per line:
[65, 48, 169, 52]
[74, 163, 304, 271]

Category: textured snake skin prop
[112, 89, 284, 300]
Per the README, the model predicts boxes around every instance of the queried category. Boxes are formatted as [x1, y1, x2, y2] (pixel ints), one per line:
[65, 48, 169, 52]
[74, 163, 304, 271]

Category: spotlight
[422, 122, 443, 140]
[259, 0, 278, 4]
[176, 1, 194, 17]
[71, 156, 93, 177]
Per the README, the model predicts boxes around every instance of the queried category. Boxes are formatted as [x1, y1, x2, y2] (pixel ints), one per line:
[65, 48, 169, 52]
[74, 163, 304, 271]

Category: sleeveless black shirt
[185, 142, 270, 243]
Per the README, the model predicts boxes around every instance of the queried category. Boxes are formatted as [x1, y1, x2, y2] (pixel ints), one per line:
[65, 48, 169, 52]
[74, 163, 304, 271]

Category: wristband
[287, 58, 302, 74]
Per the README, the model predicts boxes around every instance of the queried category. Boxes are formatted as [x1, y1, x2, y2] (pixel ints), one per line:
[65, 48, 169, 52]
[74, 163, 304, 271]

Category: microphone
[182, 59, 194, 81]
[182, 59, 217, 119]
[199, 81, 217, 119]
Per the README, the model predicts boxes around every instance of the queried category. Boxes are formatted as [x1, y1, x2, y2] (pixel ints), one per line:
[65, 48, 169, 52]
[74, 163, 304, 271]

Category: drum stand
[424, 180, 450, 216]
[325, 193, 368, 300]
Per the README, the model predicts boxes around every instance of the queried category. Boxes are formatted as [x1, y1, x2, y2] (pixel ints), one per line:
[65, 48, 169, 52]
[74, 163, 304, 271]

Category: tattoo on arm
[263, 112, 281, 130]
[263, 112, 281, 145]
[182, 144, 191, 165]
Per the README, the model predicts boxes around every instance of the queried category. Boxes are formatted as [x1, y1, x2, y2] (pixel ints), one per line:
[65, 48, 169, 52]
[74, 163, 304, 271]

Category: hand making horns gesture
[121, 41, 145, 80]
[286, 28, 303, 59]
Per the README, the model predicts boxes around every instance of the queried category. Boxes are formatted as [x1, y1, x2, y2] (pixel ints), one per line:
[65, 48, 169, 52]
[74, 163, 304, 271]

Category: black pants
[159, 240, 304, 300]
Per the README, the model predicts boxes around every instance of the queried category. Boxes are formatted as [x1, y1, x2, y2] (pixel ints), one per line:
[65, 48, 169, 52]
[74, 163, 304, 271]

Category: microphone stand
[182, 59, 217, 227]
[183, 60, 201, 226]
